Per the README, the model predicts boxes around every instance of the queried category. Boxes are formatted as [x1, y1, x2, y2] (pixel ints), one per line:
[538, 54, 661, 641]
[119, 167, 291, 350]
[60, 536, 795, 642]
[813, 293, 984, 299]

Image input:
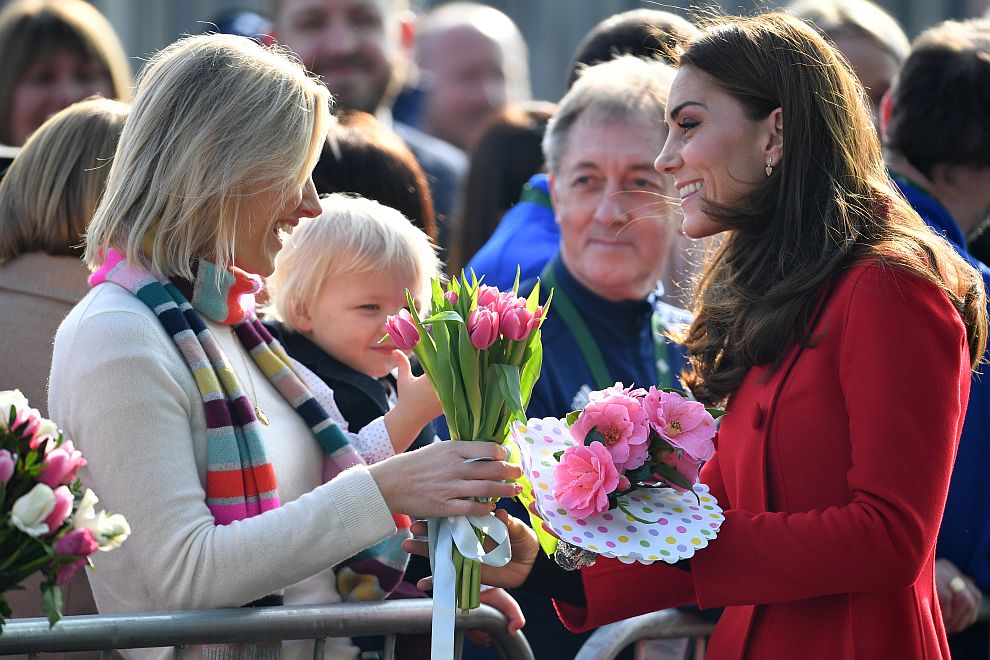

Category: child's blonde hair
[267, 193, 440, 330]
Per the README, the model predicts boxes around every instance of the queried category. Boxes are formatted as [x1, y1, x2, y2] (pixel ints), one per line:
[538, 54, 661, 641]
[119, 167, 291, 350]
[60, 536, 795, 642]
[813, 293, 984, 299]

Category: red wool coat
[554, 261, 972, 659]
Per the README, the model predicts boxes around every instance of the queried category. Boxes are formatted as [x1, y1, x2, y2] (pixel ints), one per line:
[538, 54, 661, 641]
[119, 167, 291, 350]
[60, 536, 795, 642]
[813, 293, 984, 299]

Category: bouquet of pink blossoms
[0, 390, 129, 633]
[385, 273, 547, 447]
[554, 383, 722, 521]
[511, 383, 726, 566]
[384, 273, 549, 657]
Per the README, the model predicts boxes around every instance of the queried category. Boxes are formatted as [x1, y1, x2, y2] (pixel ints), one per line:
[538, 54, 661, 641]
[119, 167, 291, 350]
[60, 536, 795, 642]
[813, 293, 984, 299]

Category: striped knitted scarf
[89, 250, 410, 602]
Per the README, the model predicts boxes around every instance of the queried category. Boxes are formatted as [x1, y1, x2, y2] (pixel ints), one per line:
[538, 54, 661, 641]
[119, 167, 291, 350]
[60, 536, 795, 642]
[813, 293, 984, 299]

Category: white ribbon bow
[427, 513, 512, 658]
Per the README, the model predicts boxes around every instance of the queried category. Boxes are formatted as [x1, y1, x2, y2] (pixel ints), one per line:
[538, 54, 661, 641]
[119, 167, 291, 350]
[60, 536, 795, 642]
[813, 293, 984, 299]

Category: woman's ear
[288, 297, 313, 333]
[766, 106, 784, 166]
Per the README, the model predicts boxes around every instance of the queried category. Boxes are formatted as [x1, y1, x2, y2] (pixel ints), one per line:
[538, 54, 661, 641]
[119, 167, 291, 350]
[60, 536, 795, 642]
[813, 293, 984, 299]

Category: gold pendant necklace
[230, 328, 270, 425]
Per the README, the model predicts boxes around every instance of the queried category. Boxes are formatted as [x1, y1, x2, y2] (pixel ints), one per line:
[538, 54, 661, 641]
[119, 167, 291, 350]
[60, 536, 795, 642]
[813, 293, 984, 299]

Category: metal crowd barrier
[0, 601, 533, 660]
[576, 597, 990, 660]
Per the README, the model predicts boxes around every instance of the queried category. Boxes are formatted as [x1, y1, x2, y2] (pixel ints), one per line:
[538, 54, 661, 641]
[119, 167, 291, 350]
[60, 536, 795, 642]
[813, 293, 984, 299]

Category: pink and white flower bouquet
[512, 383, 726, 565]
[0, 390, 129, 633]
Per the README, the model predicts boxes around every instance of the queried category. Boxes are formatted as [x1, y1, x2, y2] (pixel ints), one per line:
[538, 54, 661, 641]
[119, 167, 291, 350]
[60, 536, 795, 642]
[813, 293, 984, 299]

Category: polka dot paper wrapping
[511, 417, 725, 565]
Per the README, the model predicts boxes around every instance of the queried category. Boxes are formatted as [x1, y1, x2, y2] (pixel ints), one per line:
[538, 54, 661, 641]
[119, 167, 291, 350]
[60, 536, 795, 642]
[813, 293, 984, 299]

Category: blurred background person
[312, 108, 436, 241]
[270, 0, 466, 249]
[787, 0, 909, 134]
[414, 1, 531, 154]
[209, 7, 274, 44]
[0, 96, 129, 640]
[467, 56, 688, 660]
[446, 101, 554, 278]
[0, 97, 128, 413]
[467, 9, 700, 300]
[885, 18, 990, 659]
[0, 0, 131, 148]
[565, 7, 698, 87]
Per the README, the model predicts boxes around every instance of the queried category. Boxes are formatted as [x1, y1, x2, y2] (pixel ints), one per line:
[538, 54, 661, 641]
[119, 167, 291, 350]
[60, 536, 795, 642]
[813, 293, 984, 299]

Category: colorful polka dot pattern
[511, 418, 725, 565]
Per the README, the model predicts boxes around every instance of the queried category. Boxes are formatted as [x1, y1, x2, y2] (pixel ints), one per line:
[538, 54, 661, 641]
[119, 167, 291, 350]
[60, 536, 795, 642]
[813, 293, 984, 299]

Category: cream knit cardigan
[48, 284, 397, 660]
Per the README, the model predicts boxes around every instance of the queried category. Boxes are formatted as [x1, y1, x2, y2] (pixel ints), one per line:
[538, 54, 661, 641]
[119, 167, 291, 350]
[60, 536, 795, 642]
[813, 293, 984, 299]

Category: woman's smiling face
[655, 65, 781, 239]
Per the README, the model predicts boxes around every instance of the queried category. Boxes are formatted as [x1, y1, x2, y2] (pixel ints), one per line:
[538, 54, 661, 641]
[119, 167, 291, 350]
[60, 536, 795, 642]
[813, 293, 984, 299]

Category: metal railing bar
[577, 596, 990, 660]
[575, 608, 715, 660]
[310, 637, 324, 660]
[381, 633, 395, 660]
[0, 601, 533, 660]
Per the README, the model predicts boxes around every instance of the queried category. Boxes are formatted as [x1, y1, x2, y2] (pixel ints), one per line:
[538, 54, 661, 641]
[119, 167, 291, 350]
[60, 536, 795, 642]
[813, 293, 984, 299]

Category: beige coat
[0, 252, 97, 656]
[0, 252, 90, 416]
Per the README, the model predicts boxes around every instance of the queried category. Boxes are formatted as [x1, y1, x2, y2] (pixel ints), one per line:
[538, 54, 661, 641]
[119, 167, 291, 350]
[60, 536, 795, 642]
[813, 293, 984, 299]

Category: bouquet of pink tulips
[0, 390, 129, 633]
[384, 272, 548, 613]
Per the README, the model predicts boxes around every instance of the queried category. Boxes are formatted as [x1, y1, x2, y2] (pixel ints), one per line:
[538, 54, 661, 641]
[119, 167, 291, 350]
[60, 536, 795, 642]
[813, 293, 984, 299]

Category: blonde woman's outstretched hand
[368, 441, 522, 518]
[402, 509, 541, 590]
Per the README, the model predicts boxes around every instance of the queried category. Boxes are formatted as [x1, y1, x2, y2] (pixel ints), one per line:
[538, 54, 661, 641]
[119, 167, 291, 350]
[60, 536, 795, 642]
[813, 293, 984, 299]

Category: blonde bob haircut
[266, 193, 440, 331]
[0, 0, 132, 145]
[0, 97, 129, 265]
[85, 33, 332, 280]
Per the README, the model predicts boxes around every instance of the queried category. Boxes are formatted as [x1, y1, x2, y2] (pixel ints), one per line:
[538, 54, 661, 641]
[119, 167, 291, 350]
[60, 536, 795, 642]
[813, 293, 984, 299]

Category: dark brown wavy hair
[677, 13, 987, 406]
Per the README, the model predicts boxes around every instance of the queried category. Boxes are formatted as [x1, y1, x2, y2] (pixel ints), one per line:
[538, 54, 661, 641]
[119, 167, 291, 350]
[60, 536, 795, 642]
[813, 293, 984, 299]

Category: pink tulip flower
[554, 442, 620, 520]
[443, 290, 458, 306]
[44, 485, 74, 534]
[0, 449, 14, 484]
[38, 440, 87, 488]
[385, 309, 421, 351]
[477, 285, 500, 310]
[12, 406, 41, 443]
[53, 528, 100, 585]
[500, 304, 536, 342]
[467, 307, 499, 349]
[495, 291, 519, 313]
[528, 305, 544, 334]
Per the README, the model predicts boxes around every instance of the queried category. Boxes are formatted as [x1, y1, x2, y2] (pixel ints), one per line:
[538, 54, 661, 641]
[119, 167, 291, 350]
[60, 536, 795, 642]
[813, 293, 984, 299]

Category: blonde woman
[0, 0, 132, 147]
[48, 34, 519, 660]
[0, 97, 128, 643]
[0, 97, 129, 414]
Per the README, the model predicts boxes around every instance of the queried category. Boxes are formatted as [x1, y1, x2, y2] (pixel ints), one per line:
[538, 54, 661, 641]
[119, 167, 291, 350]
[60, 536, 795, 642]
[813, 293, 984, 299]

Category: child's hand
[384, 350, 442, 452]
[394, 350, 442, 421]
[466, 587, 526, 646]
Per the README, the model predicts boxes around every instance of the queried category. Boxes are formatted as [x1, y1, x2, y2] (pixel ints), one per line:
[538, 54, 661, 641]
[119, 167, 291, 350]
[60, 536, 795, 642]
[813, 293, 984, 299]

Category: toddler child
[265, 194, 525, 642]
[266, 193, 442, 462]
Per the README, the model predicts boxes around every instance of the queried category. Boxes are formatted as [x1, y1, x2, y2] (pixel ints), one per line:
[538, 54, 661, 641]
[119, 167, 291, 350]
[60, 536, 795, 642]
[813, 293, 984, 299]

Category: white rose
[11, 483, 56, 537]
[96, 513, 130, 550]
[34, 419, 60, 444]
[73, 489, 129, 550]
[73, 488, 100, 532]
[0, 389, 31, 431]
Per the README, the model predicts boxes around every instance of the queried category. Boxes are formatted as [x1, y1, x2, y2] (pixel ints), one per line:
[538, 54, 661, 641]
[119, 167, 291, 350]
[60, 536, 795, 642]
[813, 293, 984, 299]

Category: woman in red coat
[408, 12, 988, 660]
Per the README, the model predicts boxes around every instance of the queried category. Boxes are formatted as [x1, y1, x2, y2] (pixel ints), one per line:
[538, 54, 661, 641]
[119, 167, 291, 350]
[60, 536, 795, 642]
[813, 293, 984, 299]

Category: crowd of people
[1, 0, 989, 659]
